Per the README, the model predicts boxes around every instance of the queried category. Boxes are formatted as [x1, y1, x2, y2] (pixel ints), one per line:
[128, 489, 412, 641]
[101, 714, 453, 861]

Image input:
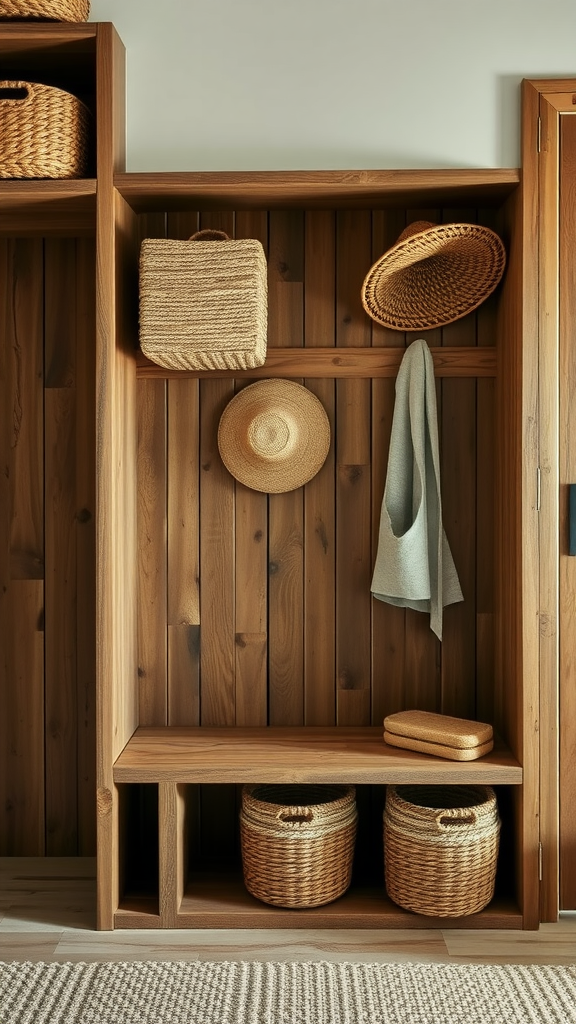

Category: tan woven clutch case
[383, 710, 494, 761]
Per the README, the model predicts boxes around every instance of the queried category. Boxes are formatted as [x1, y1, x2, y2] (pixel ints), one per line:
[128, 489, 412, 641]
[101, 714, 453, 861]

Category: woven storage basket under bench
[384, 784, 501, 917]
[240, 783, 358, 909]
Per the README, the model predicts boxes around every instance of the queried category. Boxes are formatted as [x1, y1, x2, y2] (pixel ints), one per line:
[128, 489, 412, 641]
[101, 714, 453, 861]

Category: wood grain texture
[167, 376, 200, 727]
[75, 238, 97, 856]
[196, 213, 236, 728]
[336, 210, 371, 726]
[95, 186, 139, 928]
[269, 488, 305, 726]
[198, 375, 236, 726]
[158, 783, 186, 927]
[44, 239, 78, 856]
[268, 211, 305, 725]
[558, 109, 576, 912]
[6, 240, 44, 582]
[495, 152, 540, 929]
[45, 387, 78, 855]
[94, 17, 134, 927]
[0, 582, 44, 855]
[113, 727, 522, 785]
[136, 346, 497, 379]
[0, 239, 45, 856]
[234, 212, 269, 727]
[440, 210, 477, 719]
[116, 169, 520, 213]
[137, 378, 167, 725]
[161, 213, 201, 727]
[304, 211, 336, 725]
[370, 210, 408, 725]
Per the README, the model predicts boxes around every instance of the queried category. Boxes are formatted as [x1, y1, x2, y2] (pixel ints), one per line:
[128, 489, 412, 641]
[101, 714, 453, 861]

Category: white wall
[90, 0, 576, 172]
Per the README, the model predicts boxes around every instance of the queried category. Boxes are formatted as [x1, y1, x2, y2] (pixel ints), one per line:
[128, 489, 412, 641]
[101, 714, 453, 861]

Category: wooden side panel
[96, 188, 139, 928]
[559, 111, 576, 911]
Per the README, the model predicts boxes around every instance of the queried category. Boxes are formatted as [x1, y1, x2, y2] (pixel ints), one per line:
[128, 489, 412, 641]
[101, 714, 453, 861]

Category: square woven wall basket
[240, 783, 357, 909]
[0, 81, 90, 179]
[0, 1, 89, 20]
[384, 784, 501, 917]
[139, 230, 268, 372]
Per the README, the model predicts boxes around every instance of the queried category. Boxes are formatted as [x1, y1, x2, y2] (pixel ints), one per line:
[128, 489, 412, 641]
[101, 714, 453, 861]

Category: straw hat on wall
[218, 379, 330, 493]
[361, 221, 506, 332]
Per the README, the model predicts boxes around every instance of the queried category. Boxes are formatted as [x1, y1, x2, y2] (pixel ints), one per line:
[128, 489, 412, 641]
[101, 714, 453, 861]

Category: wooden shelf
[0, 23, 97, 55]
[136, 345, 497, 380]
[114, 874, 523, 930]
[115, 168, 520, 212]
[113, 727, 522, 785]
[0, 179, 97, 234]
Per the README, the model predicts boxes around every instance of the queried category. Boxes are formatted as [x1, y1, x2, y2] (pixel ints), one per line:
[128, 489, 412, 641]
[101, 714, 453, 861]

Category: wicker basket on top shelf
[0, 81, 90, 179]
[0, 0, 89, 20]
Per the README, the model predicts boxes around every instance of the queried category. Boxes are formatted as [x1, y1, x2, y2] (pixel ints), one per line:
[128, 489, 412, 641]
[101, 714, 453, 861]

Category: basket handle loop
[0, 83, 32, 104]
[277, 807, 314, 824]
[435, 809, 477, 830]
[189, 229, 229, 242]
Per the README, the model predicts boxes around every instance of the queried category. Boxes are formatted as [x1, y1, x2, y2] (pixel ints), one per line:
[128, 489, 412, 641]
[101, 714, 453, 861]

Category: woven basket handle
[435, 809, 477, 830]
[188, 229, 229, 242]
[0, 83, 33, 105]
[277, 807, 314, 825]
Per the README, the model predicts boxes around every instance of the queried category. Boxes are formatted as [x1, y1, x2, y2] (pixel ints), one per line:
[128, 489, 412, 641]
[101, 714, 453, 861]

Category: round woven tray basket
[0, 81, 90, 179]
[384, 784, 501, 917]
[240, 783, 357, 909]
[0, 0, 89, 20]
[361, 221, 507, 332]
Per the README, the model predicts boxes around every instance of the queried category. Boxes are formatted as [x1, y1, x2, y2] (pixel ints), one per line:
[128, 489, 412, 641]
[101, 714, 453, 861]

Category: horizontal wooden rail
[136, 346, 497, 379]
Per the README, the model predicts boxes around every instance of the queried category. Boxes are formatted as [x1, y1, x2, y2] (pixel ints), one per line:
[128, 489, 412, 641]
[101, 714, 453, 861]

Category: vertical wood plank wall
[0, 236, 96, 856]
[135, 206, 499, 760]
[0, 203, 502, 858]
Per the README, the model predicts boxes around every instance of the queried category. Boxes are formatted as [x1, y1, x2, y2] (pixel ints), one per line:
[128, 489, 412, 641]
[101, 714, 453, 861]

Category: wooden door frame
[522, 77, 576, 922]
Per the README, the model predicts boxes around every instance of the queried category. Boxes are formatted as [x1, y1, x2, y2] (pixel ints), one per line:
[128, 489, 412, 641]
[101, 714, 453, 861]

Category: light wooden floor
[1, 859, 575, 965]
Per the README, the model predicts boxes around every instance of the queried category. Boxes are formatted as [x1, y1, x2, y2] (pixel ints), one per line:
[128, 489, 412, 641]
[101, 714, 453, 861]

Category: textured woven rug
[1, 960, 576, 1024]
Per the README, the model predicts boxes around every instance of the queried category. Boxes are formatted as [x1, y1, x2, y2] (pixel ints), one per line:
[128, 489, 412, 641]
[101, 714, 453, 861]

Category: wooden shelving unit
[0, 19, 547, 933]
[97, 158, 540, 930]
